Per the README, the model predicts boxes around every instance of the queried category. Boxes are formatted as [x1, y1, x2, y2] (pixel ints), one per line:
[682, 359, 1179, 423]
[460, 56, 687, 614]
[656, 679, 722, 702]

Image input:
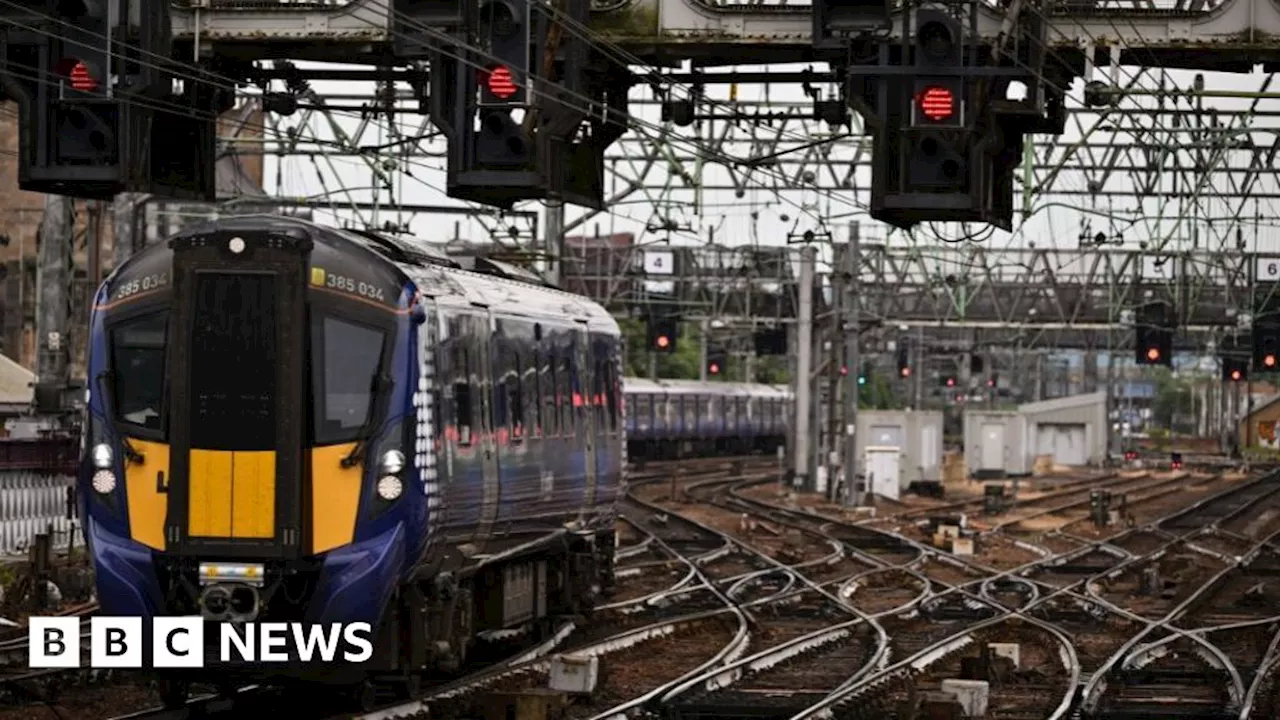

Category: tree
[1151, 366, 1193, 434]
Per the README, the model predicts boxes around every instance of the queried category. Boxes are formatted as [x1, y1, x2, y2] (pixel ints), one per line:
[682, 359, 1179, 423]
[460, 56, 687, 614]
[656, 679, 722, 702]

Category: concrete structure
[964, 391, 1108, 476]
[854, 410, 944, 494]
[964, 411, 1030, 479]
[1020, 391, 1108, 467]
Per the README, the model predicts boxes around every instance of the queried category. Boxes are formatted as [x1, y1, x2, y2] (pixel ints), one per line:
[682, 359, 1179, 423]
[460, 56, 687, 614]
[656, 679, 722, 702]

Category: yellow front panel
[188, 449, 233, 537]
[310, 443, 362, 554]
[230, 451, 276, 539]
[124, 439, 170, 550]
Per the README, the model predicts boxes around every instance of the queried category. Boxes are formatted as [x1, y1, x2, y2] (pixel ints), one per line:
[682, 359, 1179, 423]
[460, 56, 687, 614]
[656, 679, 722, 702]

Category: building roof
[0, 353, 33, 405]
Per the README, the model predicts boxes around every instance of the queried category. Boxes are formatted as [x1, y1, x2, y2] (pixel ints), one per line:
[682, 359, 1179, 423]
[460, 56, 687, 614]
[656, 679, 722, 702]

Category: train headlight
[376, 475, 403, 501]
[91, 470, 116, 495]
[91, 444, 112, 470]
[380, 450, 405, 476]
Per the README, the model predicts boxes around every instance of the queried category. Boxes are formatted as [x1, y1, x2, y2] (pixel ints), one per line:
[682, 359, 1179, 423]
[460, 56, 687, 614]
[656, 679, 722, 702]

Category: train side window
[546, 345, 559, 437]
[510, 349, 524, 441]
[533, 347, 544, 437]
[108, 311, 168, 434]
[593, 353, 606, 428]
[455, 343, 473, 447]
[606, 362, 618, 432]
[560, 348, 574, 435]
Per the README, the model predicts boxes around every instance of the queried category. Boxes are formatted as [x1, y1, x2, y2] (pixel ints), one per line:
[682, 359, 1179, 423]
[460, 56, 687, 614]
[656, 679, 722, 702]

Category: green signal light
[857, 375, 867, 385]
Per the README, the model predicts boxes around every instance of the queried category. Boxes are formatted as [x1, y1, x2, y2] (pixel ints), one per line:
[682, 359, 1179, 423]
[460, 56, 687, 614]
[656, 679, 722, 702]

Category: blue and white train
[622, 378, 793, 460]
[79, 216, 623, 706]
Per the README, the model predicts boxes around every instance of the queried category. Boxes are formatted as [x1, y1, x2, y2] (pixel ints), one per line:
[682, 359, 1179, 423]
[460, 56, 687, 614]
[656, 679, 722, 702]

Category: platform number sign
[643, 250, 675, 276]
[1256, 257, 1280, 283]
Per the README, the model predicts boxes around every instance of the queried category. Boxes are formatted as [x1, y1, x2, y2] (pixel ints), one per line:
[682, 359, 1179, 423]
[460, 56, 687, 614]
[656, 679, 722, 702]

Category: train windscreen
[189, 271, 278, 451]
[311, 315, 385, 445]
[110, 311, 167, 432]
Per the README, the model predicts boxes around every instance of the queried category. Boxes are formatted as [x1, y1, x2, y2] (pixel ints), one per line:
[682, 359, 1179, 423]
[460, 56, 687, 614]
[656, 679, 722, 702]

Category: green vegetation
[617, 318, 787, 382]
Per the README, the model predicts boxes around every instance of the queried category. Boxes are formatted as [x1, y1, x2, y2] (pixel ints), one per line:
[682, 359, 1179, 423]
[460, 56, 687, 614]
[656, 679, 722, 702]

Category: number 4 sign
[643, 250, 674, 276]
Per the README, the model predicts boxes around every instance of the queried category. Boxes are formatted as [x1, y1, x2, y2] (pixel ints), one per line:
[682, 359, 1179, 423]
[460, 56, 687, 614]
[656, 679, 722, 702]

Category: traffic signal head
[1222, 353, 1248, 382]
[478, 0, 529, 105]
[1257, 333, 1279, 370]
[912, 9, 964, 128]
[647, 316, 679, 354]
[896, 346, 910, 377]
[1134, 301, 1173, 367]
[706, 348, 727, 376]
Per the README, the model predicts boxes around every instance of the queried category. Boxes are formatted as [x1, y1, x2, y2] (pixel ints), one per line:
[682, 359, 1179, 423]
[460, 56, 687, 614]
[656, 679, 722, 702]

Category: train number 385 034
[113, 273, 169, 300]
[313, 268, 387, 302]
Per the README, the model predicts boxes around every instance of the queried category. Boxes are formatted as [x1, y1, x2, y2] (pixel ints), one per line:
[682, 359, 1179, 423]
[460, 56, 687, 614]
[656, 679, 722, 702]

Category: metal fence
[0, 438, 78, 557]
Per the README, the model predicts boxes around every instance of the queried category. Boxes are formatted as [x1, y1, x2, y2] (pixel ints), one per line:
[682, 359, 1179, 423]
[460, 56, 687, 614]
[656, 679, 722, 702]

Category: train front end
[81, 220, 427, 679]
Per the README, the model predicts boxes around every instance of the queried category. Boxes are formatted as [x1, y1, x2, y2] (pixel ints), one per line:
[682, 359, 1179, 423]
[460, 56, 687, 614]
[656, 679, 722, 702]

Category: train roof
[110, 215, 617, 334]
[622, 377, 792, 399]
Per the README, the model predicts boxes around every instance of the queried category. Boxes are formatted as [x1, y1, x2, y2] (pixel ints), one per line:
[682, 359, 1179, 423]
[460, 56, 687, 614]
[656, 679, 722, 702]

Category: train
[622, 377, 793, 460]
[79, 216, 624, 706]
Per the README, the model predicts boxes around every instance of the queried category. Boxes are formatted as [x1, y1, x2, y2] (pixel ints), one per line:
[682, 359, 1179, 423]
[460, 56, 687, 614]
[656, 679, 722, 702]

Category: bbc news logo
[29, 617, 374, 668]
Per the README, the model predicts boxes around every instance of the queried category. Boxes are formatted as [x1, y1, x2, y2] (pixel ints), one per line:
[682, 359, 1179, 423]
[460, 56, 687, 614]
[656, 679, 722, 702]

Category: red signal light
[486, 65, 517, 99]
[1231, 369, 1242, 381]
[900, 367, 911, 378]
[840, 366, 848, 376]
[656, 335, 670, 349]
[708, 362, 720, 375]
[945, 378, 955, 387]
[917, 86, 955, 122]
[1146, 347, 1161, 362]
[1267, 354, 1277, 368]
[59, 58, 98, 91]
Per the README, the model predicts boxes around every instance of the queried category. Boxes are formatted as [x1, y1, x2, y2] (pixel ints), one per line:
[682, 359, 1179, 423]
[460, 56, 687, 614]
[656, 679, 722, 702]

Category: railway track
[97, 458, 1280, 720]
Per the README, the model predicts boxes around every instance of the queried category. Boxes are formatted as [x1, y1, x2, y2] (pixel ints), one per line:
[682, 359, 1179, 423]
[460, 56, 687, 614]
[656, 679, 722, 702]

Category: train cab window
[312, 315, 387, 445]
[109, 311, 168, 433]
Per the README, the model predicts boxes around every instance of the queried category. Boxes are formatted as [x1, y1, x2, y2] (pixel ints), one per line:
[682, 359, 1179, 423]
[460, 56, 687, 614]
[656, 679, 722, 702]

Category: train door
[575, 321, 598, 517]
[163, 230, 307, 559]
[473, 311, 500, 544]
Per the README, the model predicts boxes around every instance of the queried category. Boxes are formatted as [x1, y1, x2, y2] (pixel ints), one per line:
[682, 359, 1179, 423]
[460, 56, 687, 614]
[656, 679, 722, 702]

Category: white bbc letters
[90, 617, 143, 668]
[28, 617, 79, 668]
[153, 617, 204, 668]
[29, 618, 377, 667]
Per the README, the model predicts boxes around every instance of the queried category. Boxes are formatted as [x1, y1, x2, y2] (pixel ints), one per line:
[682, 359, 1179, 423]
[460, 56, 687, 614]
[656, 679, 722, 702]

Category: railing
[0, 437, 79, 557]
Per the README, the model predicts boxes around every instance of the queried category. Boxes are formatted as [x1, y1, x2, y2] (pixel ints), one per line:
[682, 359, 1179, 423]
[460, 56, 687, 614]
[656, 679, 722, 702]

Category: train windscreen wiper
[94, 370, 145, 464]
[341, 371, 390, 469]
